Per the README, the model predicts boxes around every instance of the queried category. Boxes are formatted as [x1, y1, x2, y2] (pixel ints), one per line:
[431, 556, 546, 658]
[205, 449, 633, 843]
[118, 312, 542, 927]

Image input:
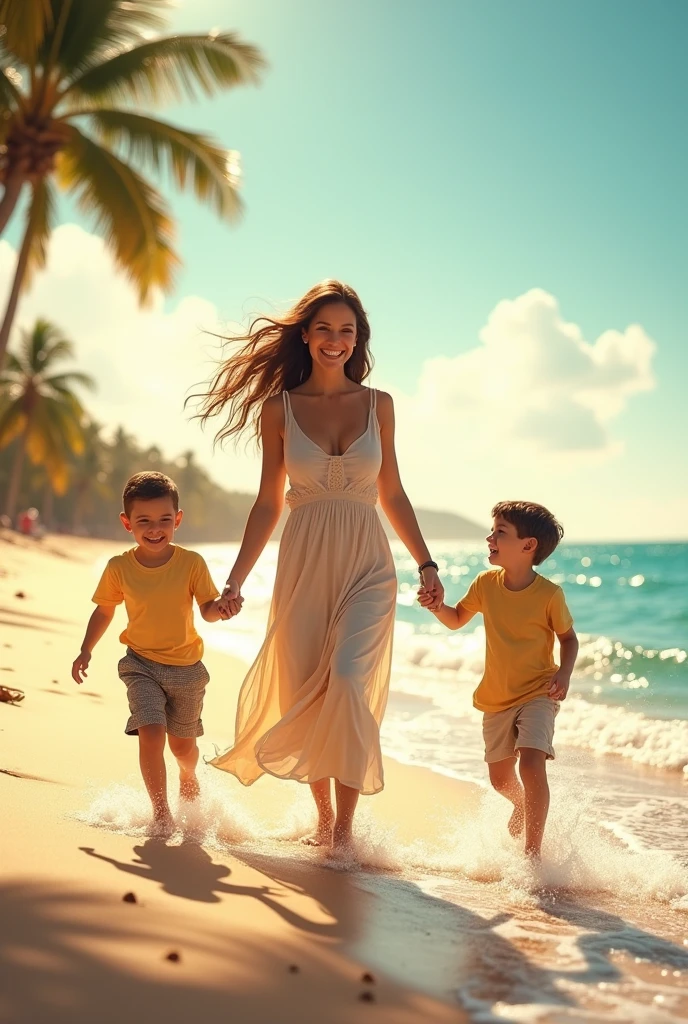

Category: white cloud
[394, 288, 655, 459]
[0, 228, 660, 537]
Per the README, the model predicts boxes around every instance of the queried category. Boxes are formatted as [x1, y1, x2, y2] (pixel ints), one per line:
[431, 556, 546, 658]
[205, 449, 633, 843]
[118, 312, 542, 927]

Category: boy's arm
[418, 588, 477, 631]
[433, 601, 477, 631]
[549, 627, 578, 700]
[72, 605, 116, 683]
[193, 556, 239, 622]
[198, 598, 235, 622]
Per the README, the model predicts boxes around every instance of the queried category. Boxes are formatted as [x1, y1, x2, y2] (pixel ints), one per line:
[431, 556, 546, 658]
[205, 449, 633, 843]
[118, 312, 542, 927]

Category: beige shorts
[482, 696, 560, 763]
[118, 649, 210, 738]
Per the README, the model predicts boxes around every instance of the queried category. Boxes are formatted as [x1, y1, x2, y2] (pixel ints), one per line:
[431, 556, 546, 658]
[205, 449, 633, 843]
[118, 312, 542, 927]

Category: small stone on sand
[122, 892, 137, 904]
[14, 591, 25, 599]
[361, 972, 375, 984]
[165, 951, 181, 963]
[287, 964, 299, 973]
[359, 991, 375, 1002]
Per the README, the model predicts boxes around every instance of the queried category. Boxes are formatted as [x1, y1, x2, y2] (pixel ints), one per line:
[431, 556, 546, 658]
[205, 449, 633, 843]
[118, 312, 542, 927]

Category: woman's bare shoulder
[261, 394, 285, 426]
[374, 389, 394, 414]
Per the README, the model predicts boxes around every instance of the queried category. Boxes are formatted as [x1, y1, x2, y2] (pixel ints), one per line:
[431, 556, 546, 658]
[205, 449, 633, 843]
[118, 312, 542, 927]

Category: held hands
[218, 578, 244, 619]
[548, 669, 570, 701]
[417, 567, 444, 612]
[212, 598, 232, 621]
[71, 650, 91, 684]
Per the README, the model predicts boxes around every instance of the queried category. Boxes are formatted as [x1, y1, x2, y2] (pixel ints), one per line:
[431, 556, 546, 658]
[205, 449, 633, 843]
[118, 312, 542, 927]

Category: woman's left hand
[419, 567, 444, 611]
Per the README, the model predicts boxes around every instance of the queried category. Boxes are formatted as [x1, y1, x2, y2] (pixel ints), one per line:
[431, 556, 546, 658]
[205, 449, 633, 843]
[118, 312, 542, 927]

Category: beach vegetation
[0, 316, 93, 519]
[0, 0, 265, 366]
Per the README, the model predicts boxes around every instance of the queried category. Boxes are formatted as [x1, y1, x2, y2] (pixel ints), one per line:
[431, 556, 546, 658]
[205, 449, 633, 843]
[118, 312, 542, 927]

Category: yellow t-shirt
[92, 545, 220, 666]
[459, 569, 574, 713]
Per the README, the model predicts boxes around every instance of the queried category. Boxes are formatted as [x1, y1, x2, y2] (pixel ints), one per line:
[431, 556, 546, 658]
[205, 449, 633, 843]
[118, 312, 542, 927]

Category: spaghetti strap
[282, 390, 292, 424]
[370, 387, 377, 412]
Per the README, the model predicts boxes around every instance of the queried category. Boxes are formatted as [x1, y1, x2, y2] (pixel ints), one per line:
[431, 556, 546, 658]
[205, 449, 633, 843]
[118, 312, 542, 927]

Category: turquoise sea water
[395, 541, 688, 720]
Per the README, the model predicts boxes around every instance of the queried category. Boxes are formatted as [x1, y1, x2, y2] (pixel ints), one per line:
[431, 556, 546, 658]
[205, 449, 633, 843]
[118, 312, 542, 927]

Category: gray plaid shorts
[117, 649, 210, 738]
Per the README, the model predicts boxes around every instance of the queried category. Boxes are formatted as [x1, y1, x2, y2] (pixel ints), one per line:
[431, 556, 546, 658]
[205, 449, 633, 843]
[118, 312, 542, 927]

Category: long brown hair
[191, 280, 373, 444]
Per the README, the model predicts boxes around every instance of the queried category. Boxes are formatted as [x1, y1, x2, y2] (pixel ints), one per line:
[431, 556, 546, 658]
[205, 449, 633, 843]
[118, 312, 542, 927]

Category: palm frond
[0, 399, 26, 449]
[24, 319, 73, 370]
[41, 388, 85, 425]
[63, 32, 265, 107]
[0, 352, 24, 378]
[38, 338, 75, 367]
[41, 451, 70, 494]
[84, 109, 242, 220]
[42, 0, 168, 81]
[57, 124, 179, 300]
[0, 61, 24, 108]
[22, 179, 58, 287]
[0, 0, 52, 65]
[44, 370, 96, 392]
[27, 393, 85, 465]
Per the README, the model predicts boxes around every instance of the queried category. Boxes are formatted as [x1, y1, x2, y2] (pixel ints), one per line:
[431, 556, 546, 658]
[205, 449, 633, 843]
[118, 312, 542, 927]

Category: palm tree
[0, 317, 94, 519]
[0, 0, 265, 366]
[69, 418, 112, 531]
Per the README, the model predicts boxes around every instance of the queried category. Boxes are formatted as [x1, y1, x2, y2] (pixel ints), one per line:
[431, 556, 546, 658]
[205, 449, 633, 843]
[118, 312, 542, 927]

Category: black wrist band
[418, 560, 439, 575]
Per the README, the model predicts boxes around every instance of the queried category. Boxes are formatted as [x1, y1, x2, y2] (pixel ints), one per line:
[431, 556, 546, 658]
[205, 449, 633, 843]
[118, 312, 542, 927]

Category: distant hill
[272, 504, 485, 541]
[378, 507, 486, 541]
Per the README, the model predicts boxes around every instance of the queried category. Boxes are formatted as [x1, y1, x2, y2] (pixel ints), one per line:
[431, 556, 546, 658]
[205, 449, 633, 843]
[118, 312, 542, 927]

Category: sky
[1, 0, 686, 540]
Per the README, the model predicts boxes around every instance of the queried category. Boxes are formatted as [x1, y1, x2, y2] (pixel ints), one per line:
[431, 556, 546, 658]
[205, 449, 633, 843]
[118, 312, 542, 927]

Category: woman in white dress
[196, 280, 444, 849]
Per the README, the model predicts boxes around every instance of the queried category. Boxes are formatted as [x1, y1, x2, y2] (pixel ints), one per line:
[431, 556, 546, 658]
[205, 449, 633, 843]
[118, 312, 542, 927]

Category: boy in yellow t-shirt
[71, 472, 242, 833]
[419, 500, 578, 859]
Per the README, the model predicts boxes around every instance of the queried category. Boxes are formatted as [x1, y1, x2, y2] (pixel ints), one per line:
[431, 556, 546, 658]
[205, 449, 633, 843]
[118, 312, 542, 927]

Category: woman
[198, 280, 443, 850]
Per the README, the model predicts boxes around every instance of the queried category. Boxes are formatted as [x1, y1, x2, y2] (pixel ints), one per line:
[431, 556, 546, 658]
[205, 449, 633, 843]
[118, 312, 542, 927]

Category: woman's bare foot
[508, 804, 524, 838]
[150, 807, 175, 837]
[179, 770, 200, 802]
[302, 811, 334, 847]
[331, 821, 355, 853]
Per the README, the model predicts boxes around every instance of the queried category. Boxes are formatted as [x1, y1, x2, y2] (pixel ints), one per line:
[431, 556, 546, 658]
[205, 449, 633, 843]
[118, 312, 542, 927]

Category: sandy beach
[2, 532, 688, 1023]
[0, 531, 473, 1023]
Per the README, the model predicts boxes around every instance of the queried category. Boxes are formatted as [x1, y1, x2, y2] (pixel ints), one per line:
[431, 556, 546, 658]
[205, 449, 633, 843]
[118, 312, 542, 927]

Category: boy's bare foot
[302, 811, 334, 847]
[179, 770, 200, 802]
[508, 805, 525, 838]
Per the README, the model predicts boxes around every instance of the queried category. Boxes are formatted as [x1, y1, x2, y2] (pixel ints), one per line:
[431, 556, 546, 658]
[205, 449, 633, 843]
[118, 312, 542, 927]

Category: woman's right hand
[219, 578, 243, 618]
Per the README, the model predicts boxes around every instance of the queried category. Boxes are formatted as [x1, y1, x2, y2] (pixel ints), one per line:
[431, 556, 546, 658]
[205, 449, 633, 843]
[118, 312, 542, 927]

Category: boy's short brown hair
[491, 500, 564, 565]
[122, 472, 179, 517]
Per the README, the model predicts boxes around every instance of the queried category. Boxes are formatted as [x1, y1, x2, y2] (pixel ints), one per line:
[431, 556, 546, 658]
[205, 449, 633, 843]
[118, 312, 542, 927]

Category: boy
[419, 500, 578, 859]
[71, 472, 238, 833]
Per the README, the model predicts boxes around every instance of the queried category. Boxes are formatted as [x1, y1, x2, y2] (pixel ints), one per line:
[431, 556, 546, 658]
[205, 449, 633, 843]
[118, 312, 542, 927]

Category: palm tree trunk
[0, 204, 34, 368]
[4, 427, 29, 522]
[72, 484, 86, 532]
[0, 172, 25, 237]
[43, 479, 54, 530]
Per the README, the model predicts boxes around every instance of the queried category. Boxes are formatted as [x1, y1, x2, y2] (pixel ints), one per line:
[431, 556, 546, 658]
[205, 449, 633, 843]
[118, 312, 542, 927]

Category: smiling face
[486, 515, 538, 570]
[302, 301, 357, 372]
[120, 496, 183, 556]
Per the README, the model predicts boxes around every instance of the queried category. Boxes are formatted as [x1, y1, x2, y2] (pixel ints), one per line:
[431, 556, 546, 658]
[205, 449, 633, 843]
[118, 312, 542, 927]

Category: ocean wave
[77, 766, 688, 908]
[556, 697, 688, 775]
